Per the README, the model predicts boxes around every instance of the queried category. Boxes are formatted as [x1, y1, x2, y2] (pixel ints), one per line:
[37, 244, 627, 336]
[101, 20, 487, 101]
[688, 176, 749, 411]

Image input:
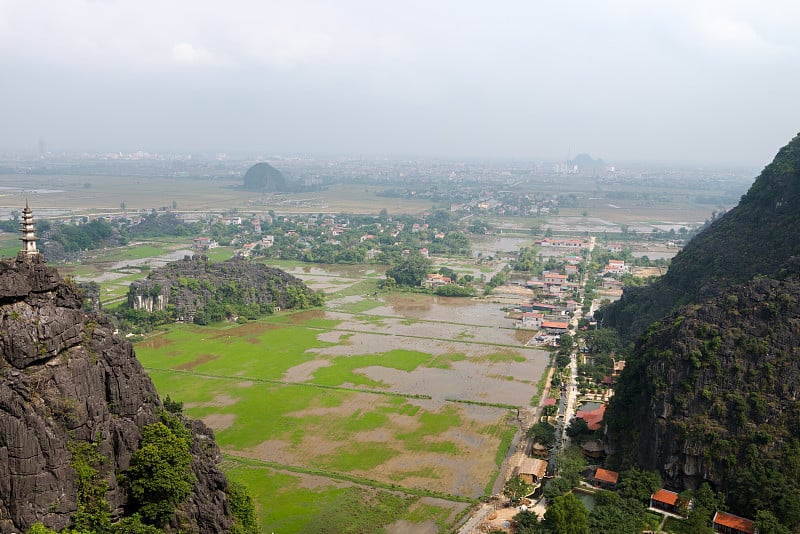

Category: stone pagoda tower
[18, 200, 40, 259]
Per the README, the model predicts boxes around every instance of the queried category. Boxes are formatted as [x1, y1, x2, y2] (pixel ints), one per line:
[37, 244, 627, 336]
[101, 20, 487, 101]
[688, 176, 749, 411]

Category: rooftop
[593, 467, 619, 484]
[651, 489, 680, 506]
[712, 511, 755, 534]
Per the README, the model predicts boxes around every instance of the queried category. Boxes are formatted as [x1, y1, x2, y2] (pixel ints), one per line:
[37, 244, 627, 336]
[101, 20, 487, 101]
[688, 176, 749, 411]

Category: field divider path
[145, 366, 532, 411]
[222, 453, 476, 504]
[329, 309, 522, 331]
[299, 323, 545, 351]
[142, 366, 433, 400]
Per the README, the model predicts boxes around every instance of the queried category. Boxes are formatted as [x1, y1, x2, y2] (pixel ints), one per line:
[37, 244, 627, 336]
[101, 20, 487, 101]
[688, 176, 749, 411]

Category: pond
[573, 488, 596, 511]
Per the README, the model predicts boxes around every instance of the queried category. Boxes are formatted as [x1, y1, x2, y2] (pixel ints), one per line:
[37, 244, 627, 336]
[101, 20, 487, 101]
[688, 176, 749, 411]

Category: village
[460, 237, 756, 534]
[4, 196, 752, 534]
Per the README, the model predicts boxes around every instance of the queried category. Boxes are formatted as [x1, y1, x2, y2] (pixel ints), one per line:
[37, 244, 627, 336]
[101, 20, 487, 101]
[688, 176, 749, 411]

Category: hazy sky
[2, 1, 799, 166]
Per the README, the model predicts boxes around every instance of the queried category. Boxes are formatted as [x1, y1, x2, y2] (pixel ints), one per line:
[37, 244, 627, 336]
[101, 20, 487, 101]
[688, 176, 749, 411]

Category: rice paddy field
[136, 284, 549, 533]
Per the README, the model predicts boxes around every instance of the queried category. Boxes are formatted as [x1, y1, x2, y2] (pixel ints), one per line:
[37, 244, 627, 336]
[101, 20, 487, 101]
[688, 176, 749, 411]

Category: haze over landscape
[2, 0, 800, 165]
[4, 2, 800, 534]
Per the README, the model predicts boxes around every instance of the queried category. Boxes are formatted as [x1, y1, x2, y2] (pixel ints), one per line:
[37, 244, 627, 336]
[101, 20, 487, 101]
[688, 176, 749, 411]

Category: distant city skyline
[1, 1, 799, 167]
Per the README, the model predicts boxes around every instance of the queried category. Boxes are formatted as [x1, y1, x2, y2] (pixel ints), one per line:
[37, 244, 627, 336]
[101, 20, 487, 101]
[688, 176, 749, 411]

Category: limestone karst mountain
[603, 133, 800, 530]
[0, 253, 235, 532]
[242, 162, 289, 192]
[599, 132, 800, 341]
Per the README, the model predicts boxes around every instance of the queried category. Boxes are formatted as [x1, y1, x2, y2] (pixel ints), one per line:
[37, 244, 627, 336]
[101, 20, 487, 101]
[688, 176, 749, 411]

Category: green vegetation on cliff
[606, 272, 800, 529]
[116, 256, 323, 330]
[601, 132, 800, 531]
[599, 132, 800, 341]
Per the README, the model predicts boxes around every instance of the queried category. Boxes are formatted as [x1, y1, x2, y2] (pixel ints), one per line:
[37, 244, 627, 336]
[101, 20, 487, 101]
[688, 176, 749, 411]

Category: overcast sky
[1, 1, 799, 166]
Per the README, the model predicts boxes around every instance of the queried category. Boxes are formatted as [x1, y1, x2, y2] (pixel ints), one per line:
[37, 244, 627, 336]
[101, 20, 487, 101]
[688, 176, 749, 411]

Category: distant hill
[598, 132, 800, 341]
[242, 162, 290, 192]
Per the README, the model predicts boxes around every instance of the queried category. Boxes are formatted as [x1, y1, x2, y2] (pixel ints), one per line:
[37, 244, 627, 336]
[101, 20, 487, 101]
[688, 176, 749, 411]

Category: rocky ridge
[0, 254, 233, 532]
[127, 255, 318, 323]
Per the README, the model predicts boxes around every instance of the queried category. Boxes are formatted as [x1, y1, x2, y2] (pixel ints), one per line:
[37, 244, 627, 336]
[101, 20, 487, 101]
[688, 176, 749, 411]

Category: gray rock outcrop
[0, 254, 233, 533]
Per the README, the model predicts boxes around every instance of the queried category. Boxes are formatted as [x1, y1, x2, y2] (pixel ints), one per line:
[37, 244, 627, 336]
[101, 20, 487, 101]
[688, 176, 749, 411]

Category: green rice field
[136, 298, 544, 533]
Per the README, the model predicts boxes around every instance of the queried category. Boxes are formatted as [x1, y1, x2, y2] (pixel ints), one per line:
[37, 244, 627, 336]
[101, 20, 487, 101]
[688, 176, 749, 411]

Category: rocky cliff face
[606, 270, 800, 486]
[128, 255, 317, 323]
[601, 133, 800, 528]
[0, 255, 233, 533]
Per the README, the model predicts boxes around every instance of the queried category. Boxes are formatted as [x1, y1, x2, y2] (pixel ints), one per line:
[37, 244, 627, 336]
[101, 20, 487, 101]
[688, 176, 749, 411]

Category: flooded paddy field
[137, 275, 548, 532]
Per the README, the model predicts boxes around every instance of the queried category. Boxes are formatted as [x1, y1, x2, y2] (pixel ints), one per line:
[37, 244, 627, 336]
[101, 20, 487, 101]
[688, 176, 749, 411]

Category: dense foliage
[606, 274, 800, 530]
[126, 419, 195, 526]
[385, 252, 432, 287]
[503, 476, 533, 505]
[226, 481, 259, 534]
[116, 257, 323, 331]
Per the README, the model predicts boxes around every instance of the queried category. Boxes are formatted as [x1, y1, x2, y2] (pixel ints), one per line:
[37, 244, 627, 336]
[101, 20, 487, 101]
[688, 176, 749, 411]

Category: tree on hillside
[526, 421, 556, 448]
[126, 422, 195, 526]
[385, 252, 432, 287]
[543, 492, 589, 534]
[755, 510, 792, 534]
[618, 467, 662, 505]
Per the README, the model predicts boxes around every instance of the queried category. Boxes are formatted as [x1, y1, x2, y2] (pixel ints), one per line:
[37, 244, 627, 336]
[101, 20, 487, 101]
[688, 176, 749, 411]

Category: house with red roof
[516, 312, 544, 329]
[712, 511, 755, 534]
[423, 273, 451, 288]
[544, 273, 569, 286]
[649, 489, 689, 517]
[575, 403, 605, 431]
[542, 320, 569, 333]
[591, 467, 619, 489]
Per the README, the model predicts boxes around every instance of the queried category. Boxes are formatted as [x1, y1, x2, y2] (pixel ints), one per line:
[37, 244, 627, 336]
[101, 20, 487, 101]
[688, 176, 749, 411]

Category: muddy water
[361, 358, 546, 406]
[472, 236, 533, 257]
[366, 296, 512, 329]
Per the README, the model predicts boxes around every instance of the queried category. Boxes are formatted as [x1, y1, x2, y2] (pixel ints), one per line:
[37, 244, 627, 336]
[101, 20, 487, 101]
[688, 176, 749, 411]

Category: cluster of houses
[575, 468, 757, 534]
[182, 210, 462, 260]
[648, 489, 755, 534]
[508, 298, 578, 334]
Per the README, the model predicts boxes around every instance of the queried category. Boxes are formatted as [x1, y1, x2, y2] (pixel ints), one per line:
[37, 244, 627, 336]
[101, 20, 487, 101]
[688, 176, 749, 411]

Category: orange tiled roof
[594, 468, 619, 484]
[651, 489, 679, 506]
[576, 404, 606, 431]
[712, 511, 755, 534]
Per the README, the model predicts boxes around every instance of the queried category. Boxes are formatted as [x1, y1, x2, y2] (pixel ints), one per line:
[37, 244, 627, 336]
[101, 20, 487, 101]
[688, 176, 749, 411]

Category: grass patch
[310, 350, 430, 388]
[353, 313, 387, 327]
[531, 359, 553, 406]
[318, 442, 400, 471]
[327, 277, 379, 298]
[136, 321, 338, 380]
[387, 467, 441, 482]
[486, 350, 526, 363]
[204, 246, 236, 262]
[0, 237, 20, 258]
[397, 405, 463, 454]
[426, 352, 467, 369]
[336, 298, 383, 314]
[222, 460, 452, 534]
[91, 244, 169, 262]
